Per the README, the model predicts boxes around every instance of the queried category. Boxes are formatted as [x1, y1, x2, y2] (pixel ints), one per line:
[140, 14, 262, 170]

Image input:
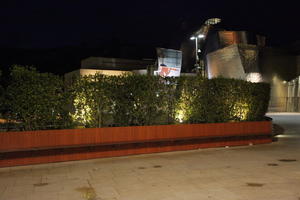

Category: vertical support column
[195, 37, 198, 62]
[294, 78, 299, 112]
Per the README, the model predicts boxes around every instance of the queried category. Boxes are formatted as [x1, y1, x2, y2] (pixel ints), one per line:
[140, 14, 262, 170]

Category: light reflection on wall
[268, 75, 288, 112]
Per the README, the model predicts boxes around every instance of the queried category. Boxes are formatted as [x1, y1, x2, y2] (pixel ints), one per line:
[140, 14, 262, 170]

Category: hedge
[2, 66, 73, 131]
[1, 67, 270, 130]
[70, 74, 270, 127]
[70, 74, 181, 127]
[179, 77, 270, 123]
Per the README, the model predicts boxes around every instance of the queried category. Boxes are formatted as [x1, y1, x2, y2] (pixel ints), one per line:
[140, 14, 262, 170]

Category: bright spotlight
[198, 34, 205, 38]
[246, 73, 262, 83]
[190, 36, 196, 40]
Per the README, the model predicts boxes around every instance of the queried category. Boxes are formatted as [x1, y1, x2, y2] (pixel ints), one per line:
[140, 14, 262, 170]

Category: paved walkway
[1, 113, 300, 200]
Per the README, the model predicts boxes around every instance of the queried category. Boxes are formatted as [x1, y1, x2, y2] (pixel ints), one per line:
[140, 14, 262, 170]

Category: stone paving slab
[0, 113, 300, 200]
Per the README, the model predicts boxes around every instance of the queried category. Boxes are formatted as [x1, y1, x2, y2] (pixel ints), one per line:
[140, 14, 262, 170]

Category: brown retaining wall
[0, 121, 272, 167]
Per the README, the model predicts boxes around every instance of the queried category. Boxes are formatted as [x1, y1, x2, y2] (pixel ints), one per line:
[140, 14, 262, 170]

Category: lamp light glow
[190, 36, 196, 40]
[246, 73, 262, 83]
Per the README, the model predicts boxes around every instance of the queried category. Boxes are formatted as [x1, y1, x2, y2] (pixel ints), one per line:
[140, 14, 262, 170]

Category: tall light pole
[189, 18, 221, 77]
[190, 34, 205, 75]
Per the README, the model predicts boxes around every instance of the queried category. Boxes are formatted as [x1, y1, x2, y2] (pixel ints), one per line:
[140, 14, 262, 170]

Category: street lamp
[189, 18, 221, 76]
[190, 34, 205, 73]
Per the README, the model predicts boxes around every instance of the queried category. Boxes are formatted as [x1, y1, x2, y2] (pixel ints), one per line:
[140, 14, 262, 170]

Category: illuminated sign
[155, 48, 182, 77]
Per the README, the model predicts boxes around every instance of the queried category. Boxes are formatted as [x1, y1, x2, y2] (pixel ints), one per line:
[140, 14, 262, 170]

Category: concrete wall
[259, 48, 298, 112]
[64, 69, 132, 85]
[81, 57, 154, 70]
[260, 48, 297, 82]
[286, 77, 300, 112]
[65, 69, 131, 78]
[268, 75, 289, 112]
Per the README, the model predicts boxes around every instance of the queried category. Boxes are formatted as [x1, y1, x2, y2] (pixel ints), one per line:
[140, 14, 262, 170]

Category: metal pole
[195, 37, 198, 63]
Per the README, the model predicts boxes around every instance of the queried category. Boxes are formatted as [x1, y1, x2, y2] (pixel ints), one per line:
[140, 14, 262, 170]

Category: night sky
[0, 0, 299, 74]
[1, 0, 299, 48]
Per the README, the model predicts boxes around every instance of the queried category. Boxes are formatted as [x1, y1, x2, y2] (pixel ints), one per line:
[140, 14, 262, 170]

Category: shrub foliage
[1, 66, 270, 130]
[70, 74, 270, 127]
[3, 66, 73, 130]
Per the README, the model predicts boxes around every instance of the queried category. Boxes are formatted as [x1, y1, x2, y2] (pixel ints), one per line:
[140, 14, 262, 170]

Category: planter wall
[0, 121, 272, 167]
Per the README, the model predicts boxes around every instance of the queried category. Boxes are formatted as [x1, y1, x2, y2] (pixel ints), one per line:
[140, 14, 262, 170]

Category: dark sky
[0, 0, 299, 48]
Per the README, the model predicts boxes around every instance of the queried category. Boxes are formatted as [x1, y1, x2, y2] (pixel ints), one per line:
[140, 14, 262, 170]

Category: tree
[70, 73, 113, 128]
[5, 65, 72, 130]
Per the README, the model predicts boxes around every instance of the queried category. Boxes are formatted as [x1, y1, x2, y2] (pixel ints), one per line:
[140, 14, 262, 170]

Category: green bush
[1, 67, 270, 131]
[179, 77, 270, 123]
[71, 74, 270, 127]
[109, 74, 165, 126]
[3, 66, 73, 130]
[71, 74, 180, 127]
[69, 73, 114, 128]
